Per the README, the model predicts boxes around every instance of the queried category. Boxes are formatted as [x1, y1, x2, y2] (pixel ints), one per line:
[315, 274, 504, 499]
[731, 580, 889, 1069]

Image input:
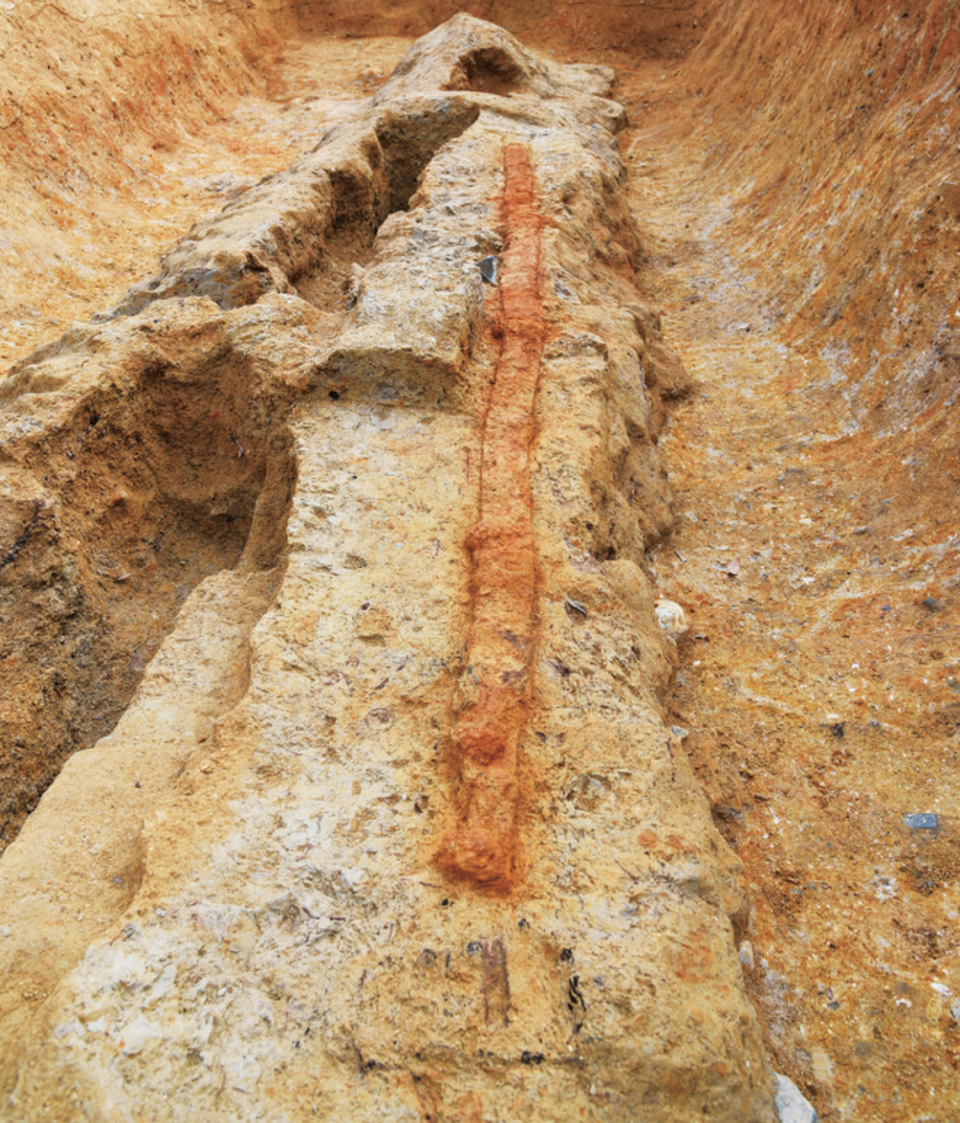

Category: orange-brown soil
[439, 142, 544, 893]
[2, 2, 959, 1119]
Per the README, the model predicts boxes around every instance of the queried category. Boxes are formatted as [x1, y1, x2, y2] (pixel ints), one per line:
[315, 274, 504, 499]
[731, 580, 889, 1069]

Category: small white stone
[774, 1072, 818, 1122]
[654, 599, 688, 637]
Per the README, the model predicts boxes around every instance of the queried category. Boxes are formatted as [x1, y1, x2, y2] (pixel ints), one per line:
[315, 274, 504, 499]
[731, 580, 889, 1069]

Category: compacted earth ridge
[1, 3, 959, 1121]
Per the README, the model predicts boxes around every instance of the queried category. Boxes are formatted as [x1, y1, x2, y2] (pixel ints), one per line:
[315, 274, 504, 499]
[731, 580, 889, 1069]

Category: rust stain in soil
[437, 142, 544, 895]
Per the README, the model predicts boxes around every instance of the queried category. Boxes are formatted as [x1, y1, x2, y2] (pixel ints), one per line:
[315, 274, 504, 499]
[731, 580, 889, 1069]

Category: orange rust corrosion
[437, 142, 544, 894]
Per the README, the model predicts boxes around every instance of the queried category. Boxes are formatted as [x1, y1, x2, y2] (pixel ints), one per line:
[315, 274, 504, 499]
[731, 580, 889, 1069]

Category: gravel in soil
[608, 48, 960, 1123]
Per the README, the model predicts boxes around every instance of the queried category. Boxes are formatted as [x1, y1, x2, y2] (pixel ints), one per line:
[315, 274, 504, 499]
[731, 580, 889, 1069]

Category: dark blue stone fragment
[479, 255, 498, 284]
[903, 813, 938, 830]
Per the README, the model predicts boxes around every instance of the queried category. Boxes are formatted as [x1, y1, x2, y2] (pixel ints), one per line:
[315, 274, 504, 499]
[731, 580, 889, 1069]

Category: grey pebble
[479, 255, 498, 284]
[903, 812, 938, 830]
[774, 1073, 818, 1123]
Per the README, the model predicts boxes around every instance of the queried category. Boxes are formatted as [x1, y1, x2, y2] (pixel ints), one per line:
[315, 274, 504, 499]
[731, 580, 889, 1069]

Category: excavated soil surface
[609, 16, 960, 1117]
[2, 4, 959, 1120]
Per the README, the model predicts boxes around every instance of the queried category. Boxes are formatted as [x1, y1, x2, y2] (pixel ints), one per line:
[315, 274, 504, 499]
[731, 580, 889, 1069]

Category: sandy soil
[2, 4, 958, 1119]
[608, 27, 960, 1119]
[0, 34, 414, 372]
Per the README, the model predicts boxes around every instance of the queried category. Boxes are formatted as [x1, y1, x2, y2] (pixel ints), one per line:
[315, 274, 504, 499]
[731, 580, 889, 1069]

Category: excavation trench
[11, 6, 955, 1119]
